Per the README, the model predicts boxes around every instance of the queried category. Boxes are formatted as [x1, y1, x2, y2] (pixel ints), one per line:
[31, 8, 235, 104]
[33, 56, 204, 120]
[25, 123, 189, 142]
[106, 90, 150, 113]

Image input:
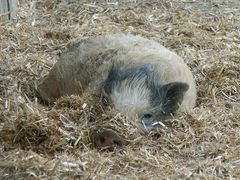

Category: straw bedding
[0, 0, 239, 179]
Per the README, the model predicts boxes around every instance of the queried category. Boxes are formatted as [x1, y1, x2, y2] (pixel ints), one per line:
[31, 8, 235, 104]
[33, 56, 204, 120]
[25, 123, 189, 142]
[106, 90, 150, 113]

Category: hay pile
[0, 0, 239, 178]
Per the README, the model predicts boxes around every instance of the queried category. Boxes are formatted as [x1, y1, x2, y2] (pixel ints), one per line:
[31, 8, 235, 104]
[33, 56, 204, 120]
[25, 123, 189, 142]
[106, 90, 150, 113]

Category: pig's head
[102, 63, 189, 132]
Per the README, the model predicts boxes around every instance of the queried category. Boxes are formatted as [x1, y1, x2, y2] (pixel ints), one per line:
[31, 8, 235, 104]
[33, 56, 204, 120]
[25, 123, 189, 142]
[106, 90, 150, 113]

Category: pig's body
[38, 33, 196, 131]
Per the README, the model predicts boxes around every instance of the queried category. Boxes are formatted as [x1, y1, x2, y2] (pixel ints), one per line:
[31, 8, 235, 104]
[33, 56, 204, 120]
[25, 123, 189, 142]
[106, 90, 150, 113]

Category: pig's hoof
[38, 89, 57, 105]
[92, 128, 127, 151]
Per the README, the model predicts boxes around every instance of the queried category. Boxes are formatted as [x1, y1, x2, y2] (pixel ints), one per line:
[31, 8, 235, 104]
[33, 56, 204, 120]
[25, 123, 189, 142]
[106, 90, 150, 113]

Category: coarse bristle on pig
[38, 33, 196, 132]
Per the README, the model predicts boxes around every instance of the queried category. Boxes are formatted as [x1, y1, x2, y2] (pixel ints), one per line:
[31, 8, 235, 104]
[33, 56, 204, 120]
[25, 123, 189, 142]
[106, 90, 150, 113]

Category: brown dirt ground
[0, 0, 239, 179]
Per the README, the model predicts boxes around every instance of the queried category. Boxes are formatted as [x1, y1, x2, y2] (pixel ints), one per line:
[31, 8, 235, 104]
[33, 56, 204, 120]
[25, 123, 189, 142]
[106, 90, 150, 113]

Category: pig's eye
[142, 114, 152, 119]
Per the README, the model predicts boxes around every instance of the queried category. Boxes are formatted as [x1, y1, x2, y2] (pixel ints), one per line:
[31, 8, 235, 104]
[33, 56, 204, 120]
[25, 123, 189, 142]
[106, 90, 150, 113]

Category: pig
[38, 33, 196, 132]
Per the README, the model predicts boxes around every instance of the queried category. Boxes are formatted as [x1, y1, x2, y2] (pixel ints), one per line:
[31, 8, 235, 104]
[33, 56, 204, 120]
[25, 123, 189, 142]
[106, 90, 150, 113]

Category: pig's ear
[161, 82, 189, 114]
